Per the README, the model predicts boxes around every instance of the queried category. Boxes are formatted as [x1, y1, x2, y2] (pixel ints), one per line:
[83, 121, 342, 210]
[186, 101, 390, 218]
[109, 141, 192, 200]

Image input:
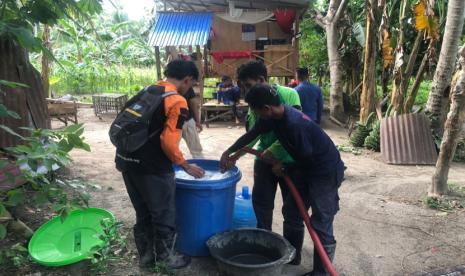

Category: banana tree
[360, 0, 382, 123]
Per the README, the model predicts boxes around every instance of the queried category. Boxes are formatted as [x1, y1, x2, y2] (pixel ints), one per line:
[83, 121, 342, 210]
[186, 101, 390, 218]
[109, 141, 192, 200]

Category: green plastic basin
[28, 208, 115, 267]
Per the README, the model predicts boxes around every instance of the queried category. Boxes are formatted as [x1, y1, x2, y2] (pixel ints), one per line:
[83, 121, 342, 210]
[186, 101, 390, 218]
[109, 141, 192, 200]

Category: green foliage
[364, 121, 381, 152]
[5, 124, 90, 184]
[337, 145, 362, 155]
[0, 80, 29, 90]
[0, 123, 91, 243]
[299, 19, 328, 80]
[0, 243, 29, 267]
[350, 124, 371, 147]
[28, 8, 157, 95]
[350, 113, 376, 147]
[0, 224, 6, 240]
[0, 105, 20, 120]
[453, 140, 465, 163]
[413, 80, 432, 107]
[0, 0, 103, 53]
[51, 66, 155, 95]
[425, 196, 453, 211]
[0, 80, 24, 121]
[152, 262, 174, 275]
[425, 183, 465, 212]
[90, 218, 127, 273]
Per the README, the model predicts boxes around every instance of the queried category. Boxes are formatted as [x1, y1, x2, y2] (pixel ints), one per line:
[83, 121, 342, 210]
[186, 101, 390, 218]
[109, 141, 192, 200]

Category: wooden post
[203, 45, 209, 78]
[41, 24, 51, 98]
[293, 14, 300, 70]
[196, 45, 205, 105]
[155, 46, 162, 81]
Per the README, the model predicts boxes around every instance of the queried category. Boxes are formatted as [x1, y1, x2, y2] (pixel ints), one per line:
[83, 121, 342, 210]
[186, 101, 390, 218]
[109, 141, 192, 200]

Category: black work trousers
[122, 171, 176, 238]
[252, 159, 343, 245]
[252, 159, 286, 230]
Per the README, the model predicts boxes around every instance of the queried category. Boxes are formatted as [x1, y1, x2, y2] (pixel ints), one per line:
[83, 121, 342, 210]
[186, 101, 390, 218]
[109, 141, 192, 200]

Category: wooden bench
[47, 98, 78, 126]
[202, 100, 248, 127]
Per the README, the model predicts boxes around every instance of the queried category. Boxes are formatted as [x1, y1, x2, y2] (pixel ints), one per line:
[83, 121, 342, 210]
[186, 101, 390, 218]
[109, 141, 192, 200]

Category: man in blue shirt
[295, 68, 324, 124]
[218, 76, 241, 124]
[220, 84, 344, 276]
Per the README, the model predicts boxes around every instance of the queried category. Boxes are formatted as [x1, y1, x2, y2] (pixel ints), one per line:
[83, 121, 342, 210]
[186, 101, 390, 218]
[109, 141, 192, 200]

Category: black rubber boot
[155, 233, 191, 269]
[133, 226, 155, 268]
[283, 224, 305, 265]
[302, 243, 336, 276]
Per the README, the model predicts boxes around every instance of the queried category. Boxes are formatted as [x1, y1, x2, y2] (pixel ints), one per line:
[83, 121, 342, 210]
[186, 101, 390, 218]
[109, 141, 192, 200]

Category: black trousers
[252, 159, 343, 245]
[252, 159, 286, 230]
[122, 171, 176, 237]
[285, 167, 343, 245]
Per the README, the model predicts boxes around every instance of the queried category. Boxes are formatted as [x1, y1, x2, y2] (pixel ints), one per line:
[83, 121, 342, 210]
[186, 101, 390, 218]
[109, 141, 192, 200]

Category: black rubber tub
[206, 228, 295, 276]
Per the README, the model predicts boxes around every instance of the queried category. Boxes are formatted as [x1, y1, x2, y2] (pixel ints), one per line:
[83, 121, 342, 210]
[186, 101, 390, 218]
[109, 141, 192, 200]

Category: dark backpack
[109, 85, 176, 153]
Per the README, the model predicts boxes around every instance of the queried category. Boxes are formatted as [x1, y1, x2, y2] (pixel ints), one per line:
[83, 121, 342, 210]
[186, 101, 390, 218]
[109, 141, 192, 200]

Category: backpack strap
[147, 91, 179, 138]
[162, 92, 177, 98]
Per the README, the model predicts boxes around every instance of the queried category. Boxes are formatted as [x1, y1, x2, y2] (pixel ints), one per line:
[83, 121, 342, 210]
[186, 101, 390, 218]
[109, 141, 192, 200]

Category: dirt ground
[59, 107, 465, 276]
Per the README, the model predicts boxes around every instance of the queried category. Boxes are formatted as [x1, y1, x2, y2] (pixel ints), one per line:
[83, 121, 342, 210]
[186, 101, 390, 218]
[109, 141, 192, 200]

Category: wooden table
[47, 98, 78, 126]
[202, 100, 248, 127]
[92, 94, 127, 117]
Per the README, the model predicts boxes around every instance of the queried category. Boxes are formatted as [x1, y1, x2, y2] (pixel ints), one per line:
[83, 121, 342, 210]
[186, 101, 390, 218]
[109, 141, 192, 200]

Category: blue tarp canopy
[149, 12, 212, 47]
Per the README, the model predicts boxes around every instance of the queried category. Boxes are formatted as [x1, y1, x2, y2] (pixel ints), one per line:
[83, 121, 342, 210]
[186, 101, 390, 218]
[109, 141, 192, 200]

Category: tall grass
[50, 66, 157, 96]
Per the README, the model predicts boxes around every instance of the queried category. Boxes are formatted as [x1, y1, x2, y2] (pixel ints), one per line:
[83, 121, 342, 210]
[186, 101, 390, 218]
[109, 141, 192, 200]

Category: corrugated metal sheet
[149, 12, 212, 47]
[164, 0, 308, 10]
[381, 113, 438, 165]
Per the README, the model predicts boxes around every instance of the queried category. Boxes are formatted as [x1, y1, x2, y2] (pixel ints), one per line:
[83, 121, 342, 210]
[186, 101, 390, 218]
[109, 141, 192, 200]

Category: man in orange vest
[115, 60, 205, 270]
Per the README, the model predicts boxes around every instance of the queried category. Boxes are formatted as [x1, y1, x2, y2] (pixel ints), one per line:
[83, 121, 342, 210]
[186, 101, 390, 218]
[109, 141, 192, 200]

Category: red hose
[229, 147, 338, 276]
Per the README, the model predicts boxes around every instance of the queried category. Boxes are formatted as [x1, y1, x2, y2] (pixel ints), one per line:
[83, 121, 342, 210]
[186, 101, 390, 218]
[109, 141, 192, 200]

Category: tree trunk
[404, 52, 428, 112]
[155, 46, 162, 81]
[430, 46, 465, 196]
[390, 0, 408, 114]
[360, 0, 378, 123]
[400, 30, 425, 97]
[326, 0, 348, 122]
[41, 25, 51, 98]
[425, 0, 465, 130]
[0, 37, 50, 148]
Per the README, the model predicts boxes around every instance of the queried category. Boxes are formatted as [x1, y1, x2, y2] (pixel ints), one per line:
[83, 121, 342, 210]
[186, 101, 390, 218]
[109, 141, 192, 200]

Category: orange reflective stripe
[157, 80, 188, 165]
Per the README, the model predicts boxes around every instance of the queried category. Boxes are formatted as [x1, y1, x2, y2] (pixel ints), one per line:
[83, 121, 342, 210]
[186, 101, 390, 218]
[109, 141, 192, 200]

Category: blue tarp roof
[149, 12, 212, 47]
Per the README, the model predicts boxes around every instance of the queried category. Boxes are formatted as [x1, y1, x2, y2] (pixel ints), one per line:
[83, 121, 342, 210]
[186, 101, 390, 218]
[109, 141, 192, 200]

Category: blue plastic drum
[174, 159, 241, 256]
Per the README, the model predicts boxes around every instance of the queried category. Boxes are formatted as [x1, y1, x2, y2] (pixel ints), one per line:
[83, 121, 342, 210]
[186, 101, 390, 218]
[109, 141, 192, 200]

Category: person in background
[217, 76, 233, 104]
[288, 78, 299, 88]
[295, 67, 324, 124]
[236, 61, 305, 265]
[115, 60, 205, 270]
[218, 76, 241, 125]
[182, 86, 204, 159]
[220, 84, 344, 276]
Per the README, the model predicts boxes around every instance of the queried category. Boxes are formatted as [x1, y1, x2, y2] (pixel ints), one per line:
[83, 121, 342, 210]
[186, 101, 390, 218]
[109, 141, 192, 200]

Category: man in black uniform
[220, 84, 344, 276]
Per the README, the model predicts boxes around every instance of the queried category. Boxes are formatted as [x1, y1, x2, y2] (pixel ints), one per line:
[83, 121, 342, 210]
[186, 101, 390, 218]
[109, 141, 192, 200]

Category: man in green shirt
[237, 61, 303, 265]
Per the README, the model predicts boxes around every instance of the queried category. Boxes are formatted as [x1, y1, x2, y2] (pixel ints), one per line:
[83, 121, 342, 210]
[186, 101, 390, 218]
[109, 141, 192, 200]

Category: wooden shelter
[149, 0, 308, 84]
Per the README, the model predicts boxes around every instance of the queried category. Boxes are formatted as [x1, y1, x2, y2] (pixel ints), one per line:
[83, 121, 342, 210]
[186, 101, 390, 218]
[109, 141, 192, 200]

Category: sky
[103, 0, 155, 20]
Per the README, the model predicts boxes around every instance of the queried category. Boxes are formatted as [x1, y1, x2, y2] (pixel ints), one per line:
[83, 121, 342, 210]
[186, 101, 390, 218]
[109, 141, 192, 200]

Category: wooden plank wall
[210, 15, 293, 77]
